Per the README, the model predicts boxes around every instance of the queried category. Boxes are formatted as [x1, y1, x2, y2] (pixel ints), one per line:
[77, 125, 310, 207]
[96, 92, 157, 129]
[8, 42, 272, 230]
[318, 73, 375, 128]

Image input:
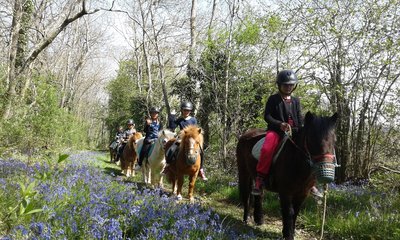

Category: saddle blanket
[251, 135, 289, 161]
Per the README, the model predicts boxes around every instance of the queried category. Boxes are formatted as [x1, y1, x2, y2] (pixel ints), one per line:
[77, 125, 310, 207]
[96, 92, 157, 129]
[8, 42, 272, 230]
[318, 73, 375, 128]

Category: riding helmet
[276, 70, 298, 85]
[127, 119, 134, 125]
[180, 101, 193, 111]
[149, 107, 160, 113]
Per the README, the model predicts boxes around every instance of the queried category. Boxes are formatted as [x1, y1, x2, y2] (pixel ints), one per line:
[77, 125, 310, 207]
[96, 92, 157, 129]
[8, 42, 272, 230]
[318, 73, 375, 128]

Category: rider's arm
[264, 95, 283, 128]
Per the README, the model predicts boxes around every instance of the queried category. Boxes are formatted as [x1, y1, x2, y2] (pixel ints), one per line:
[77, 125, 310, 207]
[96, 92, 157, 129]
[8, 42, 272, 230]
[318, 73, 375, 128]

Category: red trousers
[256, 130, 281, 177]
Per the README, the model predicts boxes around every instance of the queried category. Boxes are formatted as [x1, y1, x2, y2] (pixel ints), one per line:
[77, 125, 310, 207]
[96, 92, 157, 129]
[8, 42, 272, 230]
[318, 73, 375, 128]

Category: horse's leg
[238, 171, 252, 224]
[292, 194, 306, 236]
[176, 174, 184, 200]
[253, 194, 264, 225]
[188, 174, 196, 202]
[279, 194, 295, 240]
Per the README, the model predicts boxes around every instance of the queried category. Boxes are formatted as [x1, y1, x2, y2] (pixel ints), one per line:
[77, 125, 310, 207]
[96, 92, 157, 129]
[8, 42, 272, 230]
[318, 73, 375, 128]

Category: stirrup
[251, 188, 262, 196]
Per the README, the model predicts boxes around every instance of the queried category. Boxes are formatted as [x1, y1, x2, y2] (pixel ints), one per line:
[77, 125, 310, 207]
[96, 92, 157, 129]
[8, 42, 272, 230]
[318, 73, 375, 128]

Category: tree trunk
[150, 2, 170, 113]
[3, 0, 22, 119]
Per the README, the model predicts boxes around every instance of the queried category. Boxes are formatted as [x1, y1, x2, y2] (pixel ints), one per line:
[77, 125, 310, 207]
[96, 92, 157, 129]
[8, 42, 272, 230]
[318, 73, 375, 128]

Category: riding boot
[198, 150, 207, 181]
[252, 175, 265, 196]
[198, 168, 208, 181]
[310, 186, 323, 198]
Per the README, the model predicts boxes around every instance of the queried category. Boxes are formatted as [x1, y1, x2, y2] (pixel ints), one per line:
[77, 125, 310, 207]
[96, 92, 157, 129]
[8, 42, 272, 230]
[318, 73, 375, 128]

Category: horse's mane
[303, 113, 336, 141]
[158, 129, 174, 137]
[179, 125, 204, 149]
[128, 132, 143, 144]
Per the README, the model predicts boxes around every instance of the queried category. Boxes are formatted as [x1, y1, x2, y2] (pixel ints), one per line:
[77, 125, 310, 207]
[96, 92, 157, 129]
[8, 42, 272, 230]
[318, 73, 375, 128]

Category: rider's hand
[146, 118, 152, 125]
[280, 122, 290, 132]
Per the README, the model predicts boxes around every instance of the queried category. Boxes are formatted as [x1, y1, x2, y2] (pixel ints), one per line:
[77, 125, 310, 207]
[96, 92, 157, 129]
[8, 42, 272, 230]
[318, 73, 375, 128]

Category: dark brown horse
[121, 132, 143, 177]
[237, 112, 338, 240]
[166, 126, 204, 202]
[109, 140, 119, 163]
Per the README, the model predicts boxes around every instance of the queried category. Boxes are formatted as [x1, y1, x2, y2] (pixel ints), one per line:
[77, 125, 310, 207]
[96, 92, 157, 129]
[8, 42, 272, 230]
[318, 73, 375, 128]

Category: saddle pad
[251, 135, 289, 162]
[110, 141, 118, 149]
[251, 137, 265, 160]
[137, 138, 156, 158]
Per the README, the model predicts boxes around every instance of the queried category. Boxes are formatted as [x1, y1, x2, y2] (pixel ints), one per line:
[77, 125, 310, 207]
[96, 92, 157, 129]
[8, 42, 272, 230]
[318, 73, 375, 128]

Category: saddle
[166, 141, 180, 164]
[251, 135, 289, 189]
[137, 138, 156, 160]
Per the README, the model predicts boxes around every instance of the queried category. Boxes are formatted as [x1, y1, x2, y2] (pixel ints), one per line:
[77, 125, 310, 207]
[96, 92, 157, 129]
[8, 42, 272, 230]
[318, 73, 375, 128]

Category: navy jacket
[175, 116, 197, 130]
[144, 120, 163, 140]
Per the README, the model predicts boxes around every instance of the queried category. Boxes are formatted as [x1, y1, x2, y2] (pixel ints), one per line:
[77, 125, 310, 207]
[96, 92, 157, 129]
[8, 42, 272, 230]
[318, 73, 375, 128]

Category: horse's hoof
[189, 197, 194, 202]
[177, 194, 182, 201]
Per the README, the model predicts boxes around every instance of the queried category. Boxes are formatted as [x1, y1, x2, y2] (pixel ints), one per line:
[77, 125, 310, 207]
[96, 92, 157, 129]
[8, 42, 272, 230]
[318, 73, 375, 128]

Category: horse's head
[129, 132, 143, 150]
[303, 112, 338, 183]
[157, 129, 176, 149]
[179, 126, 204, 165]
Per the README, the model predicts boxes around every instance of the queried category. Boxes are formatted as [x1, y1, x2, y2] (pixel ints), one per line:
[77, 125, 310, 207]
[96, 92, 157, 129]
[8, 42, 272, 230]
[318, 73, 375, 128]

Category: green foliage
[234, 19, 261, 45]
[106, 60, 147, 135]
[0, 75, 89, 155]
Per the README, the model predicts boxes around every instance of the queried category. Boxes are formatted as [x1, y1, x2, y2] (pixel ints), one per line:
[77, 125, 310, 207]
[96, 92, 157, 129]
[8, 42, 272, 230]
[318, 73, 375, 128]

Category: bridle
[285, 129, 337, 167]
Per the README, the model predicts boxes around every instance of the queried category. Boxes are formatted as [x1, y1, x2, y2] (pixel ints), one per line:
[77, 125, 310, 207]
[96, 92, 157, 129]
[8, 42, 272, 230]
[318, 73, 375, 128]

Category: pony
[109, 139, 120, 163]
[236, 112, 338, 240]
[166, 125, 204, 202]
[136, 129, 175, 187]
[120, 132, 143, 177]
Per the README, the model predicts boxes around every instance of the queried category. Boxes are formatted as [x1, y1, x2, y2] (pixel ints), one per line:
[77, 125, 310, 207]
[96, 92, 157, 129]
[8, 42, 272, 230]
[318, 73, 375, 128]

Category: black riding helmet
[127, 119, 134, 125]
[180, 101, 193, 111]
[276, 70, 298, 85]
[149, 107, 160, 113]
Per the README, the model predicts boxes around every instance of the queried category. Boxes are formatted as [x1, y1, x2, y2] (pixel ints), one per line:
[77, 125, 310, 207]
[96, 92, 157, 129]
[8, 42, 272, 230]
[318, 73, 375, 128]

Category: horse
[166, 125, 203, 202]
[236, 112, 338, 240]
[136, 129, 175, 187]
[120, 132, 143, 177]
[109, 140, 120, 163]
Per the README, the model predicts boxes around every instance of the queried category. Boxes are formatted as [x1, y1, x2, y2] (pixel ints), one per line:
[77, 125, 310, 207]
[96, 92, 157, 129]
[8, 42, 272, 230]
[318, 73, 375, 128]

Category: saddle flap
[251, 135, 289, 162]
[251, 137, 265, 160]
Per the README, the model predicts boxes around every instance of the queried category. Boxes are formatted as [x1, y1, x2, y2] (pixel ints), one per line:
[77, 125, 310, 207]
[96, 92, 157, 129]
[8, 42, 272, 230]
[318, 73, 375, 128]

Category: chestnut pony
[236, 112, 338, 240]
[166, 125, 203, 202]
[120, 132, 143, 177]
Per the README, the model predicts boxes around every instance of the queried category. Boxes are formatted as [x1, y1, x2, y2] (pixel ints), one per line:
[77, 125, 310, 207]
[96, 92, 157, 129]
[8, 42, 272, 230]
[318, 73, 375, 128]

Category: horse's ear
[162, 130, 166, 136]
[198, 128, 202, 134]
[304, 111, 314, 125]
[330, 112, 339, 125]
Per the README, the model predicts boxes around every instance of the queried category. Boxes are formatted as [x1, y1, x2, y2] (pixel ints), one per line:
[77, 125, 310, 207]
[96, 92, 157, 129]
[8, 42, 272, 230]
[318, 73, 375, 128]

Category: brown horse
[109, 140, 119, 163]
[237, 112, 338, 240]
[166, 126, 204, 202]
[121, 132, 143, 177]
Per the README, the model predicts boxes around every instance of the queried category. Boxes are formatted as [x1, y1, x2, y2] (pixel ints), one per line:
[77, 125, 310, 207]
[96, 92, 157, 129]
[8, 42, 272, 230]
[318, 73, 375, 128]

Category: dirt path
[202, 197, 319, 240]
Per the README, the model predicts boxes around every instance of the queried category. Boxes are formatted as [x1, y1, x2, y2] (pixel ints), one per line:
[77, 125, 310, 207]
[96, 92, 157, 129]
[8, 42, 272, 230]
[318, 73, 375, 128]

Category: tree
[282, 0, 400, 181]
[2, 0, 105, 119]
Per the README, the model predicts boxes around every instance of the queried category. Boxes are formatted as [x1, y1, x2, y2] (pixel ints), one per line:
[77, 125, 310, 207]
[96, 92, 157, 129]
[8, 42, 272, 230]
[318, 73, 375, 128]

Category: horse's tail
[236, 129, 266, 224]
[236, 135, 252, 223]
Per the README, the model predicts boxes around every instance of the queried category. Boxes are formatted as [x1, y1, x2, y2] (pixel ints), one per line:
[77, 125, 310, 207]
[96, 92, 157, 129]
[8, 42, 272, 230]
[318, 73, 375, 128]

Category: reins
[285, 125, 334, 240]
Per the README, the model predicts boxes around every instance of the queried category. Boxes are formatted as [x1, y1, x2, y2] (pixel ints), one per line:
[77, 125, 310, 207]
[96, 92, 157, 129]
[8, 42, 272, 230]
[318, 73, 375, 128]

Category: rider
[162, 101, 208, 181]
[116, 119, 136, 163]
[251, 70, 322, 197]
[135, 107, 163, 170]
[115, 126, 124, 140]
[167, 109, 177, 131]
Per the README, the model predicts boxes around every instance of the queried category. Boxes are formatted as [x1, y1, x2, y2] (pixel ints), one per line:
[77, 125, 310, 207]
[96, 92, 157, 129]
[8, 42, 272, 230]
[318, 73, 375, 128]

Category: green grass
[192, 161, 400, 240]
